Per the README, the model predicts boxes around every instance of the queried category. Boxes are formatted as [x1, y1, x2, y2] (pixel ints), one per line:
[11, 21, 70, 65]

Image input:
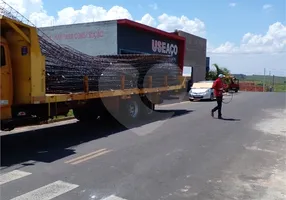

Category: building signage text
[152, 39, 178, 56]
[43, 30, 104, 41]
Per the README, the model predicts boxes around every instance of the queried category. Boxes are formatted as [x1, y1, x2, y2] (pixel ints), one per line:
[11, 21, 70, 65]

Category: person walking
[211, 74, 225, 119]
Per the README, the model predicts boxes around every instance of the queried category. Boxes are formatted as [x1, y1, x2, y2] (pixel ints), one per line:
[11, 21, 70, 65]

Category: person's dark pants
[212, 96, 222, 117]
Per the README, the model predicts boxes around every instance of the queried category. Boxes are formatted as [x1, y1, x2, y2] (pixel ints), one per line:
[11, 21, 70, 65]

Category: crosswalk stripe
[10, 180, 79, 200]
[0, 170, 32, 185]
[101, 195, 127, 200]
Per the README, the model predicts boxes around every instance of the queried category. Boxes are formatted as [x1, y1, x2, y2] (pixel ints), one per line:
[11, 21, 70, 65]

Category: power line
[207, 50, 286, 55]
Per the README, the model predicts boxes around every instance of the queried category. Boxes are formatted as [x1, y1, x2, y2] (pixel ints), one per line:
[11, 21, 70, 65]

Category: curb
[157, 100, 190, 108]
[46, 99, 190, 123]
[48, 116, 75, 123]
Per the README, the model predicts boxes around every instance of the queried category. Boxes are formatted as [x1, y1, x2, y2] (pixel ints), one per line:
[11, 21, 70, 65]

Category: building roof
[117, 19, 185, 41]
[173, 30, 206, 41]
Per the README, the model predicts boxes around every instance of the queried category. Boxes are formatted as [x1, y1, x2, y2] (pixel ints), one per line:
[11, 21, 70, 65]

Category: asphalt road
[1, 92, 285, 200]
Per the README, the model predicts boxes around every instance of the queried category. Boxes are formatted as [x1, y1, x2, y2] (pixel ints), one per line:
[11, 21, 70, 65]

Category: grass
[274, 84, 286, 92]
[241, 75, 286, 92]
[50, 109, 74, 122]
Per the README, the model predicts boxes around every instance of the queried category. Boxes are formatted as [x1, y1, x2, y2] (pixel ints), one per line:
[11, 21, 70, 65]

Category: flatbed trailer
[0, 3, 186, 131]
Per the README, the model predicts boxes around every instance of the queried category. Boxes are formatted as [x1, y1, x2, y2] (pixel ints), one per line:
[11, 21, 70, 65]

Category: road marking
[132, 120, 168, 136]
[65, 148, 112, 165]
[157, 101, 189, 108]
[65, 149, 107, 164]
[10, 180, 79, 200]
[101, 195, 127, 200]
[0, 119, 77, 136]
[244, 145, 278, 154]
[70, 150, 112, 165]
[0, 170, 32, 185]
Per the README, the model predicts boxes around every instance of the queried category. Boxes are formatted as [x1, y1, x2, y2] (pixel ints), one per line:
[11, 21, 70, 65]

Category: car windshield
[192, 82, 213, 89]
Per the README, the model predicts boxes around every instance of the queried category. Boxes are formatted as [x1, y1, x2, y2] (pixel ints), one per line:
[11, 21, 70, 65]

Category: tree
[206, 63, 231, 80]
[206, 70, 217, 80]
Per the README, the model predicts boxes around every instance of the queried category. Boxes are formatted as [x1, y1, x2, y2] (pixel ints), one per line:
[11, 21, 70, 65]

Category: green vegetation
[50, 109, 74, 121]
[206, 63, 231, 80]
[206, 66, 286, 92]
[234, 74, 286, 92]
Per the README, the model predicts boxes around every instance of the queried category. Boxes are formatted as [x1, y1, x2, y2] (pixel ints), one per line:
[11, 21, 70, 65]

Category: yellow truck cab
[0, 15, 49, 130]
[1, 36, 13, 120]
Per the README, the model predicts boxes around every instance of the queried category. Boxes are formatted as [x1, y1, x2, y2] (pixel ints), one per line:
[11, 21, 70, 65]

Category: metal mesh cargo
[0, 0, 182, 94]
[43, 39, 181, 94]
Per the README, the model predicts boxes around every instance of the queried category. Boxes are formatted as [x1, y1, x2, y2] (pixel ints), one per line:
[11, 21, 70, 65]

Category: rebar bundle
[0, 0, 181, 94]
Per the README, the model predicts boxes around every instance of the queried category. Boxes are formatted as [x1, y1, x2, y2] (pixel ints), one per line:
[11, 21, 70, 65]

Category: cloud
[156, 14, 206, 36]
[210, 22, 286, 54]
[229, 3, 236, 7]
[1, 0, 285, 75]
[208, 22, 286, 75]
[207, 52, 286, 75]
[263, 4, 272, 10]
[2, 0, 206, 37]
[137, 13, 157, 27]
[149, 3, 158, 10]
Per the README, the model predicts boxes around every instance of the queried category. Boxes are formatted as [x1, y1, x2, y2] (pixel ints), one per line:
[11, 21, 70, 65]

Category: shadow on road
[1, 109, 193, 168]
[219, 118, 241, 121]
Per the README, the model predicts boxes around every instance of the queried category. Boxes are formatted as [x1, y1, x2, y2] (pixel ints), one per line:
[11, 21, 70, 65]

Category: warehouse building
[40, 19, 185, 70]
[40, 19, 206, 82]
[173, 30, 207, 83]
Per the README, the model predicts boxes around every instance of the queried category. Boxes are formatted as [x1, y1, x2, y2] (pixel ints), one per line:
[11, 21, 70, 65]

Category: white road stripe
[157, 101, 189, 108]
[132, 120, 168, 136]
[10, 180, 79, 200]
[0, 170, 32, 185]
[101, 195, 127, 200]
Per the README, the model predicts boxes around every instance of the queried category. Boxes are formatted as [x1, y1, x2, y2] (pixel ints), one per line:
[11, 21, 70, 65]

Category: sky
[2, 0, 286, 76]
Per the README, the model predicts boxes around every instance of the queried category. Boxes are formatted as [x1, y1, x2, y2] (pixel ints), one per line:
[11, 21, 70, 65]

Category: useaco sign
[151, 39, 178, 56]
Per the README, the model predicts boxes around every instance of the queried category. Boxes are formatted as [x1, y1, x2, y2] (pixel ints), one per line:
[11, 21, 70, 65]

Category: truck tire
[142, 104, 155, 118]
[73, 108, 88, 122]
[125, 98, 141, 120]
[140, 96, 155, 118]
[73, 107, 98, 122]
[1, 121, 15, 131]
[118, 97, 143, 125]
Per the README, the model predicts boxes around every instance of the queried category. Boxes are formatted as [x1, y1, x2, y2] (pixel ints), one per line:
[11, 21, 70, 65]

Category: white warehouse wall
[39, 20, 118, 56]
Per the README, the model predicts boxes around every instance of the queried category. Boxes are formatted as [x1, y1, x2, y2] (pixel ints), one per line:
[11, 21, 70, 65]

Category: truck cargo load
[0, 0, 186, 131]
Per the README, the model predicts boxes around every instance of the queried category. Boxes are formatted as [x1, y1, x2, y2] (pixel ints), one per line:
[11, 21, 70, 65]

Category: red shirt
[212, 78, 224, 97]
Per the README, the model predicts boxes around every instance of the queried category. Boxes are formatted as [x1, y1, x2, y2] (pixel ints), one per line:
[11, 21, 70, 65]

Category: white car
[189, 81, 215, 101]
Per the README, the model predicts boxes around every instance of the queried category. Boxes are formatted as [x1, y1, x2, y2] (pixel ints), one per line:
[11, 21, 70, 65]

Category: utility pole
[272, 75, 275, 91]
[268, 71, 271, 92]
[263, 68, 266, 92]
[284, 76, 286, 92]
[269, 71, 271, 87]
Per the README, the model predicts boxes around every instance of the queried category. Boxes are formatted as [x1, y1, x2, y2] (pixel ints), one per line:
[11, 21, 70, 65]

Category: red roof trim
[117, 19, 185, 41]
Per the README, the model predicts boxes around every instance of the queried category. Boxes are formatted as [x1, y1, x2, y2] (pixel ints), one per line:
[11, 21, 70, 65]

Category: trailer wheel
[141, 98, 155, 118]
[0, 122, 15, 131]
[73, 107, 97, 122]
[119, 98, 142, 124]
[126, 99, 140, 119]
[73, 108, 88, 122]
[143, 103, 154, 116]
